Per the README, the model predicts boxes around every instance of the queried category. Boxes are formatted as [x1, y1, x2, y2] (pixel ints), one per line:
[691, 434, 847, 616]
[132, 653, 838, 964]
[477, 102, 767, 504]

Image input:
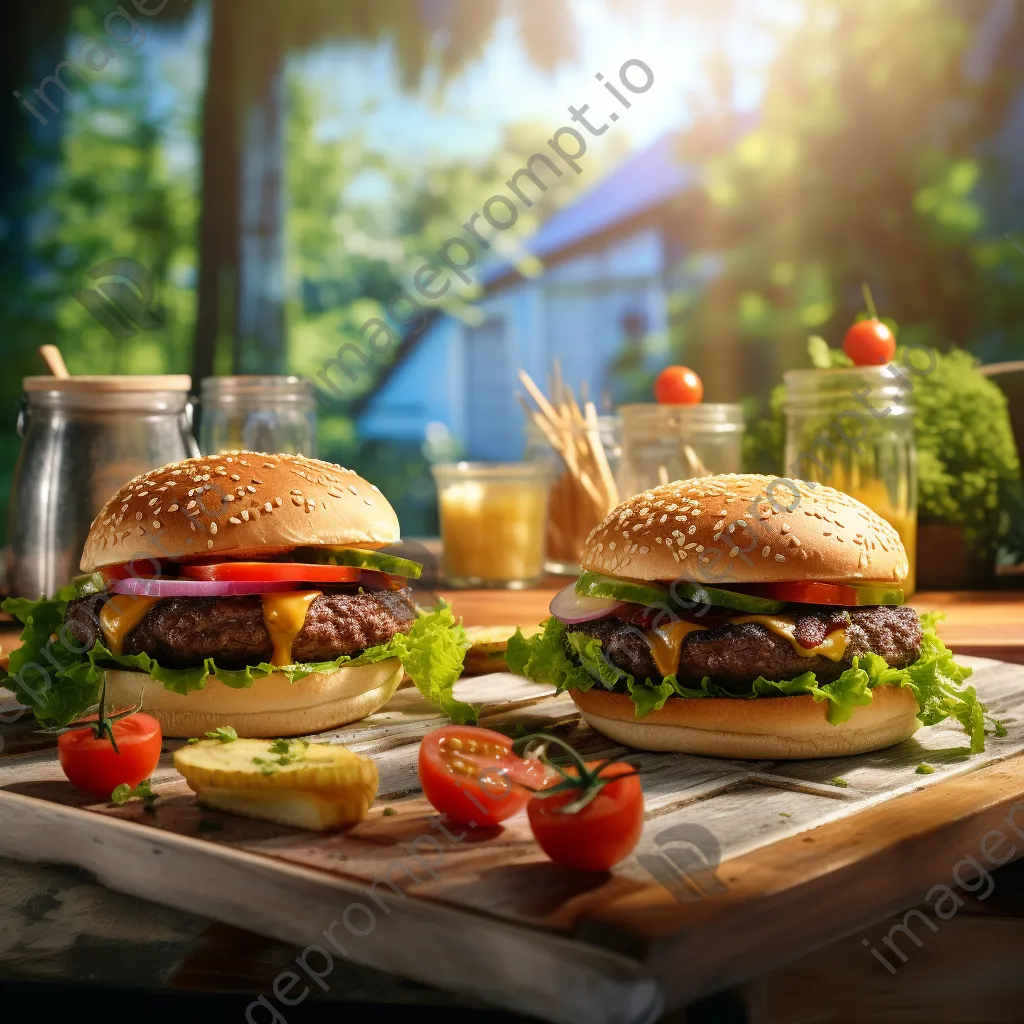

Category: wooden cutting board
[2, 658, 1024, 1024]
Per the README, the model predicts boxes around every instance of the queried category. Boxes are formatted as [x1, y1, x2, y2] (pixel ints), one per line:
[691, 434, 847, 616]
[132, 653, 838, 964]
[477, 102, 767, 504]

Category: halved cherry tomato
[527, 761, 644, 872]
[843, 318, 896, 366]
[731, 580, 904, 606]
[419, 726, 551, 826]
[654, 365, 703, 405]
[181, 562, 363, 584]
[58, 712, 162, 800]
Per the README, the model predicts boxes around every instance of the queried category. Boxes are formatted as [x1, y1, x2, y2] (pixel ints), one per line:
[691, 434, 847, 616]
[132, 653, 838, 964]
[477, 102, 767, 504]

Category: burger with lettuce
[508, 474, 1000, 758]
[2, 452, 471, 737]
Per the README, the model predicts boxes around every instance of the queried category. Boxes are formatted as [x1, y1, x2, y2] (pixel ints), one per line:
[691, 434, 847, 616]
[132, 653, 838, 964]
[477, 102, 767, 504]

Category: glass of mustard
[431, 462, 552, 588]
[784, 366, 917, 595]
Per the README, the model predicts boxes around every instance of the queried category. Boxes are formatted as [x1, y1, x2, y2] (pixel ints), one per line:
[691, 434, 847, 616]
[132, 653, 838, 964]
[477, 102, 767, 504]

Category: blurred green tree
[194, 0, 577, 382]
[665, 0, 1024, 400]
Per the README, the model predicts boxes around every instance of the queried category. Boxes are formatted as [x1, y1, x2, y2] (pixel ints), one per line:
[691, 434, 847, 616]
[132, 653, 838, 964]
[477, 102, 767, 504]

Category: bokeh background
[3, 0, 1023, 544]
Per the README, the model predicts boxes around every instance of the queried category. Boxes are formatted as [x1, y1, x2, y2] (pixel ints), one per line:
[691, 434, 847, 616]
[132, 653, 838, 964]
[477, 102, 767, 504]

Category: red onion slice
[110, 577, 305, 598]
[549, 582, 629, 624]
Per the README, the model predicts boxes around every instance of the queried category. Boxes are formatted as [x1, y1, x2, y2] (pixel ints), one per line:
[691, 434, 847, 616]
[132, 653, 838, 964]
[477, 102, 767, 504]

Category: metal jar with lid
[617, 403, 746, 497]
[783, 365, 917, 594]
[199, 376, 317, 457]
[7, 375, 197, 598]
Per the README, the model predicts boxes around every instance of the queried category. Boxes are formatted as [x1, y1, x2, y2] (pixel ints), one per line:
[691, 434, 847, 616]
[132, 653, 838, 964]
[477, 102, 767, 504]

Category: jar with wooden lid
[7, 375, 197, 598]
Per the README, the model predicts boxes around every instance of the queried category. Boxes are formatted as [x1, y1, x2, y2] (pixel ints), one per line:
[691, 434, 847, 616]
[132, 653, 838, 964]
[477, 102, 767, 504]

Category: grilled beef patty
[569, 605, 923, 688]
[65, 587, 417, 669]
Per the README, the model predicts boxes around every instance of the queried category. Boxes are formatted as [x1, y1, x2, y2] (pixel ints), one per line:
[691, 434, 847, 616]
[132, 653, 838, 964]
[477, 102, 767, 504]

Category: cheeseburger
[509, 474, 994, 759]
[3, 453, 468, 737]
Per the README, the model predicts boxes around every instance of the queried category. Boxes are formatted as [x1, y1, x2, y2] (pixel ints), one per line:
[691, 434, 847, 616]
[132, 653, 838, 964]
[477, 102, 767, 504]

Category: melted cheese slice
[644, 620, 708, 678]
[734, 615, 848, 662]
[261, 591, 321, 667]
[642, 614, 849, 677]
[99, 594, 160, 656]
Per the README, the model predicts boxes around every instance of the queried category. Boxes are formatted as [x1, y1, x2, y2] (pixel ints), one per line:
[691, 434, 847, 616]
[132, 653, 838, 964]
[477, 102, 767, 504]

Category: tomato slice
[527, 761, 644, 871]
[418, 726, 552, 826]
[180, 562, 363, 584]
[101, 560, 164, 581]
[731, 581, 904, 606]
[58, 712, 162, 801]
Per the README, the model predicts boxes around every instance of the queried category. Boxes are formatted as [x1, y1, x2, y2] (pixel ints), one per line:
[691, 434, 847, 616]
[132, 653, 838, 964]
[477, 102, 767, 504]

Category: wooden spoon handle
[38, 345, 70, 378]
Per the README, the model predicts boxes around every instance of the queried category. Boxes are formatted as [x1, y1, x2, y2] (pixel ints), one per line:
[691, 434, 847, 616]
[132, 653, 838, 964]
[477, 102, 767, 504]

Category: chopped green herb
[828, 777, 849, 788]
[252, 756, 267, 765]
[778, 811, 792, 818]
[276, 756, 292, 766]
[268, 738, 291, 754]
[111, 779, 158, 806]
[916, 763, 936, 775]
[197, 819, 223, 833]
[205, 725, 237, 743]
[186, 737, 200, 745]
[260, 766, 277, 775]
[134, 779, 156, 803]
[382, 807, 397, 817]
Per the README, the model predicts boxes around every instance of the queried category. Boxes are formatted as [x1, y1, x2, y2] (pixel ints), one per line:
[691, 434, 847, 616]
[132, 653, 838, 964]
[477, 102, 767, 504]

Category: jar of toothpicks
[519, 366, 621, 575]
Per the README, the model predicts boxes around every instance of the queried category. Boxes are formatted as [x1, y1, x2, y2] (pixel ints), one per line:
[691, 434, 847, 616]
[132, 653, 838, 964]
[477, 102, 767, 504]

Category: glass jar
[199, 376, 316, 456]
[618, 404, 746, 498]
[784, 367, 917, 595]
[524, 415, 621, 575]
[431, 462, 551, 588]
[7, 375, 197, 597]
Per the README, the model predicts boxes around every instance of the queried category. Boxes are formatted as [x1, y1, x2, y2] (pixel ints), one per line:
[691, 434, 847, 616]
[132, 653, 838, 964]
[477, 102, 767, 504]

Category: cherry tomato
[419, 726, 551, 826]
[731, 581, 904, 606]
[58, 712, 162, 800]
[654, 365, 703, 405]
[527, 761, 644, 871]
[842, 319, 896, 366]
[181, 562, 363, 585]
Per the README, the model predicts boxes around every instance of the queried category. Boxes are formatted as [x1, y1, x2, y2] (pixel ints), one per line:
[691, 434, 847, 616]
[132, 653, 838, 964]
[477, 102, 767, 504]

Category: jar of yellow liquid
[431, 462, 552, 588]
[783, 366, 917, 595]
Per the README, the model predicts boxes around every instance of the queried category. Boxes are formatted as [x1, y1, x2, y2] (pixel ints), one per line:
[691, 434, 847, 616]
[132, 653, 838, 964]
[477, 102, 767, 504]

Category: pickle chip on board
[463, 625, 543, 675]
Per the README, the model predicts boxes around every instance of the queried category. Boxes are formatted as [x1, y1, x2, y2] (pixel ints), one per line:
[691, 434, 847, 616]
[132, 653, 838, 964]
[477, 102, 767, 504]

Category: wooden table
[2, 586, 1024, 1023]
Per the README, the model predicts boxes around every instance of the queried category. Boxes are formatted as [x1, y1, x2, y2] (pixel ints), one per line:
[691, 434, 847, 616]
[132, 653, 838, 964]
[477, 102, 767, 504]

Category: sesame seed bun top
[582, 474, 909, 585]
[80, 452, 400, 572]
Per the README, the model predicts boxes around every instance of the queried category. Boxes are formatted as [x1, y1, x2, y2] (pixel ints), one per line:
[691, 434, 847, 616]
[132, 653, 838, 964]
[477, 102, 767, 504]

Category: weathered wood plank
[0, 790, 663, 1024]
[583, 756, 1024, 1012]
[2, 656, 1024, 1023]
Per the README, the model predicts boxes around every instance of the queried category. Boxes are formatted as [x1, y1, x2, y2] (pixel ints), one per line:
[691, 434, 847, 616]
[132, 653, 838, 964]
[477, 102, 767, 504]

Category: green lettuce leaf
[506, 613, 997, 750]
[1, 589, 473, 728]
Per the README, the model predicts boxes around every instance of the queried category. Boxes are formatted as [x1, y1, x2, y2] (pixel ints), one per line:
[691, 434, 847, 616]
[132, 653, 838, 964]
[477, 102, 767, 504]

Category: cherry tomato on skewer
[654, 365, 703, 405]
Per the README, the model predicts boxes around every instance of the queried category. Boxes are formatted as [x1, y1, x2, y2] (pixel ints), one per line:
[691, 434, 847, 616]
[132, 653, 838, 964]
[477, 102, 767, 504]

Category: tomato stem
[861, 281, 879, 321]
[38, 673, 143, 751]
[513, 733, 637, 815]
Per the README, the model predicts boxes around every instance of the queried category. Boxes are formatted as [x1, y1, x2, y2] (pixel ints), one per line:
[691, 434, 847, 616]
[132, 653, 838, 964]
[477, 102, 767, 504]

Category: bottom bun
[570, 685, 922, 759]
[104, 659, 404, 739]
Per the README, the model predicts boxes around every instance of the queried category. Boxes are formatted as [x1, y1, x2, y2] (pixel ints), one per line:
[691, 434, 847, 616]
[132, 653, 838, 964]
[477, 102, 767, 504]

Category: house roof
[481, 131, 693, 288]
[352, 131, 694, 415]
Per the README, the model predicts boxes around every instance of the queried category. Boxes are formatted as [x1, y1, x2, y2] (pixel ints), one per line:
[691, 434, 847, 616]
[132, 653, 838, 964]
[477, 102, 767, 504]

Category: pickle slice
[575, 571, 669, 607]
[674, 582, 786, 614]
[311, 547, 422, 579]
[575, 571, 786, 614]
